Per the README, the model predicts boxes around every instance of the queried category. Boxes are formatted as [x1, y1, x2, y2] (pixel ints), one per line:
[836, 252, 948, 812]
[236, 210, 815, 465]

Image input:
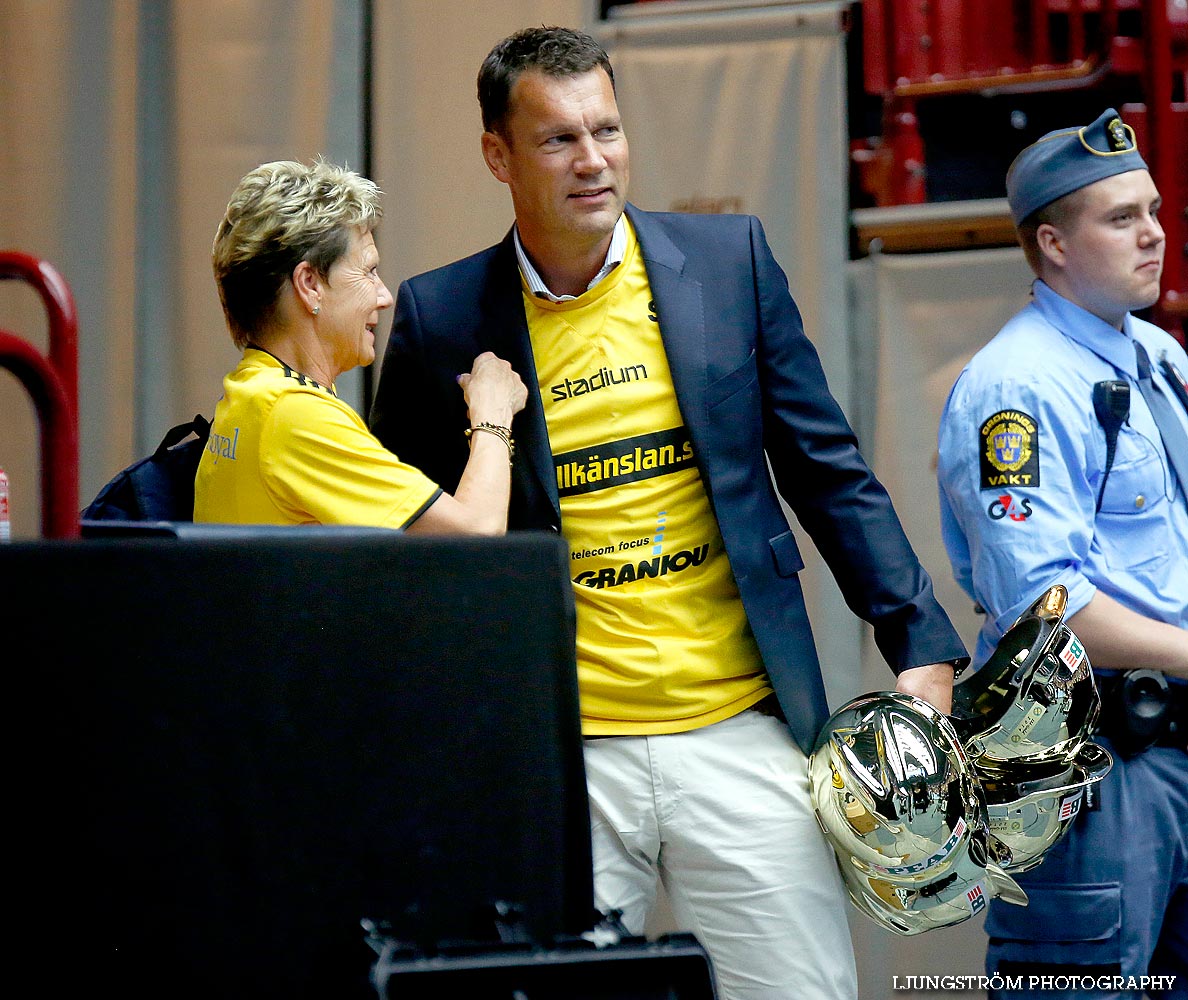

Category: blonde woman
[196, 159, 526, 533]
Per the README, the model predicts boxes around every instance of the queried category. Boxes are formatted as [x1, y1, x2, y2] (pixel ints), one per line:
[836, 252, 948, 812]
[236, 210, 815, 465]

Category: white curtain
[1, 0, 137, 536]
[370, 0, 593, 368]
[851, 247, 1035, 685]
[598, 2, 852, 394]
[0, 0, 359, 536]
[845, 244, 1034, 994]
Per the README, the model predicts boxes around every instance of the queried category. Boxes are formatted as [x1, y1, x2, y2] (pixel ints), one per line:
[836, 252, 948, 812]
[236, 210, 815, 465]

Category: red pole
[1143, 0, 1183, 331]
[0, 251, 80, 538]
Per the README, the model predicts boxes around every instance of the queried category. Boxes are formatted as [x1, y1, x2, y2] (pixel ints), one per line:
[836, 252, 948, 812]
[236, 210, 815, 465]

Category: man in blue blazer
[370, 25, 967, 1000]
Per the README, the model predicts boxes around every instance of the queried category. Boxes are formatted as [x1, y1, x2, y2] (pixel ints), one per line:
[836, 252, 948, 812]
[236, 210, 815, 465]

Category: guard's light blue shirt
[937, 279, 1188, 666]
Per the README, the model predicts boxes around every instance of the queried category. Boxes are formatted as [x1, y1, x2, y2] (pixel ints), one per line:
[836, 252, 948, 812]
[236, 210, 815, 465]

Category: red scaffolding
[856, 0, 1187, 331]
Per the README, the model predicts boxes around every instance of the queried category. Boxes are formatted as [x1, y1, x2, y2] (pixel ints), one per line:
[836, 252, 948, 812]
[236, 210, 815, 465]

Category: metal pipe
[0, 251, 80, 538]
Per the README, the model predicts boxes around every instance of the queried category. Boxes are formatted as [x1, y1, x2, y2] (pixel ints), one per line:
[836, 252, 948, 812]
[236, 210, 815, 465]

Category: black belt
[751, 693, 787, 723]
[1094, 671, 1187, 756]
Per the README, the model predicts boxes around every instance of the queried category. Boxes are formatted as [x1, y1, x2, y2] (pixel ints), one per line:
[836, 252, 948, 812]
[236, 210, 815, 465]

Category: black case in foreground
[2, 532, 605, 998]
[372, 931, 717, 999]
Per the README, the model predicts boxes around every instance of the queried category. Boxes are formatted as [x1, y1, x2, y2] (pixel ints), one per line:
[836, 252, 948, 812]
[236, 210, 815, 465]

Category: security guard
[936, 108, 1188, 999]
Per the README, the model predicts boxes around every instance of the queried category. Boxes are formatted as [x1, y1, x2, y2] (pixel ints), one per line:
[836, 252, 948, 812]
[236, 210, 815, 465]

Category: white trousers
[583, 707, 858, 1000]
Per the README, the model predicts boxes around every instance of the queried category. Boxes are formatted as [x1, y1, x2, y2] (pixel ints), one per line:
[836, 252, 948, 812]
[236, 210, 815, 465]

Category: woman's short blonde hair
[212, 158, 383, 348]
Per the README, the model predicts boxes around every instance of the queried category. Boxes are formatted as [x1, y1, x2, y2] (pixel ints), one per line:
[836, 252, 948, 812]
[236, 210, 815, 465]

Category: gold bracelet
[464, 422, 515, 464]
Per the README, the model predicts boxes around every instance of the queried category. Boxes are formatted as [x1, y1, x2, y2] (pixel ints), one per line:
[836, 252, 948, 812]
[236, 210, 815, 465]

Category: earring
[312, 305, 320, 315]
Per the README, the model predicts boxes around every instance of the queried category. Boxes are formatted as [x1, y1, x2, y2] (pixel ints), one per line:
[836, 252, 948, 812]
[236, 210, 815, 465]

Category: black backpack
[81, 415, 211, 522]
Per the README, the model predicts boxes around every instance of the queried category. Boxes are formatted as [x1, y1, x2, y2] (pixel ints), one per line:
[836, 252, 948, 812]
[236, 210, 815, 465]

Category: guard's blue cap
[1005, 108, 1148, 225]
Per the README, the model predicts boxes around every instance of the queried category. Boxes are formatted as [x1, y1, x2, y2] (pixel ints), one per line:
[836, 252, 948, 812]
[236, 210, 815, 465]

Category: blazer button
[1135, 495, 1146, 509]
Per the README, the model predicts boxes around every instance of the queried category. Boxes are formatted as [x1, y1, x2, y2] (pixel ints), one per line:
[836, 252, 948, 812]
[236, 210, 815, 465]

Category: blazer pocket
[707, 349, 758, 409]
[770, 529, 804, 577]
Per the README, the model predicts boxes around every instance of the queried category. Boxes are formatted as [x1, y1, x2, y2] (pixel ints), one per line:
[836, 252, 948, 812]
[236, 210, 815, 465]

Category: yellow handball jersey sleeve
[194, 350, 441, 528]
[258, 390, 441, 528]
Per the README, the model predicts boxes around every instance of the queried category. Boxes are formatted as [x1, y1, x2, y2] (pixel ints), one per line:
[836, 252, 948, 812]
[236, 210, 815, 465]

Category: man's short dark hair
[1015, 186, 1089, 277]
[478, 25, 614, 135]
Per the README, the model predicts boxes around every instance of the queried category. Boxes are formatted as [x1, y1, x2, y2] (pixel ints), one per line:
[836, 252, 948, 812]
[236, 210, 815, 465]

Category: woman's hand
[408, 352, 526, 537]
[457, 351, 527, 428]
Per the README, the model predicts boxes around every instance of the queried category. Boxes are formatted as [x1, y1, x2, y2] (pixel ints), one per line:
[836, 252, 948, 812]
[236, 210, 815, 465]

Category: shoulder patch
[979, 409, 1040, 490]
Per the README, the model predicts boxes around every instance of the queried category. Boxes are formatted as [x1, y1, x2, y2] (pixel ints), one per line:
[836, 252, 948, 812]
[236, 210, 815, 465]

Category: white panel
[371, 0, 600, 368]
[854, 247, 1035, 689]
[1, 0, 356, 523]
[847, 245, 1035, 999]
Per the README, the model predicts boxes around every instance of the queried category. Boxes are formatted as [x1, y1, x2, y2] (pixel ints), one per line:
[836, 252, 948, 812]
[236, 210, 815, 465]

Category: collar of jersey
[518, 219, 636, 313]
[515, 214, 629, 304]
[244, 345, 338, 397]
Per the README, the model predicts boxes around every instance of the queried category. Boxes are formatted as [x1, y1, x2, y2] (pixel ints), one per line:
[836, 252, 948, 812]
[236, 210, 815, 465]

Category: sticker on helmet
[966, 882, 987, 914]
[1010, 702, 1047, 743]
[1059, 635, 1086, 671]
[868, 817, 967, 876]
[980, 410, 1040, 489]
[988, 813, 1023, 834]
[1059, 792, 1082, 821]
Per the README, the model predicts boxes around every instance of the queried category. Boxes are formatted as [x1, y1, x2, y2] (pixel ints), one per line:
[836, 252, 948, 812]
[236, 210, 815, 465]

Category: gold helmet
[980, 741, 1112, 873]
[809, 693, 1027, 936]
[951, 585, 1101, 770]
[952, 584, 1112, 875]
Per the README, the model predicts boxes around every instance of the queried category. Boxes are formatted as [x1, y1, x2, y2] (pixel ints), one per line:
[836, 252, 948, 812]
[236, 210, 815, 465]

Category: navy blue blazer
[370, 204, 967, 750]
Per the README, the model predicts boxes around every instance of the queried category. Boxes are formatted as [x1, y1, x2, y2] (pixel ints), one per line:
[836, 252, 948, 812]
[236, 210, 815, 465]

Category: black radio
[1095, 670, 1187, 757]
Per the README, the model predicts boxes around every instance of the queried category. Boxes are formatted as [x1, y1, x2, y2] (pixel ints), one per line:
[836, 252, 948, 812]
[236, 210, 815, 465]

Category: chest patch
[979, 409, 1040, 489]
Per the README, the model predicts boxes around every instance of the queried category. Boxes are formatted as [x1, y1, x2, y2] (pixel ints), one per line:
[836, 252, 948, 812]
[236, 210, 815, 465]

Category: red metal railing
[862, 1, 1186, 99]
[0, 251, 80, 538]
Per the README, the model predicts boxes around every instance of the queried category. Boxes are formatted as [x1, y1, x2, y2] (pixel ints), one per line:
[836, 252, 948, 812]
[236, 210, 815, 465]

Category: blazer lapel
[627, 206, 709, 454]
[487, 208, 709, 528]
[481, 233, 562, 525]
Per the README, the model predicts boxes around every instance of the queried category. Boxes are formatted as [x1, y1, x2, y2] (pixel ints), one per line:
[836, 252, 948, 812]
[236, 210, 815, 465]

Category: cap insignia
[1106, 117, 1129, 151]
